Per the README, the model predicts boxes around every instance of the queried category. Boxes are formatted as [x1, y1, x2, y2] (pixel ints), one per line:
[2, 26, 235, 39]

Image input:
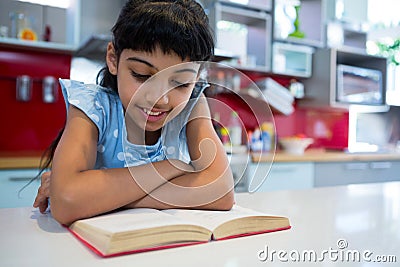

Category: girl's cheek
[173, 91, 191, 105]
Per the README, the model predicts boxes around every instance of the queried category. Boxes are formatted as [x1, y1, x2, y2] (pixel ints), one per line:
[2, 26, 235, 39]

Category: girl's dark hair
[34, 0, 215, 179]
[97, 0, 215, 92]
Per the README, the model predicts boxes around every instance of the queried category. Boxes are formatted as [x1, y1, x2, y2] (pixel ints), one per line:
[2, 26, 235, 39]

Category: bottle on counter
[220, 127, 229, 145]
[43, 25, 51, 42]
[261, 122, 274, 152]
[11, 12, 38, 41]
[250, 128, 263, 152]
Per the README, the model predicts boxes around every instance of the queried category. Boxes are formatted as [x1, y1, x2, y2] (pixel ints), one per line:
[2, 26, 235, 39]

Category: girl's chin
[141, 119, 166, 132]
[143, 125, 163, 132]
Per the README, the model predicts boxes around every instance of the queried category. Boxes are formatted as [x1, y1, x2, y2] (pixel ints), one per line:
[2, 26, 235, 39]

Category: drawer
[314, 161, 400, 187]
[245, 162, 314, 192]
[0, 169, 41, 208]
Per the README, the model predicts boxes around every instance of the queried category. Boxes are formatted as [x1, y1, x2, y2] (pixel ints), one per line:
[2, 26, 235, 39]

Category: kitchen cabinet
[314, 160, 400, 187]
[253, 162, 314, 192]
[273, 0, 326, 48]
[0, 0, 124, 57]
[271, 42, 314, 78]
[234, 161, 315, 192]
[205, 0, 317, 78]
[325, 0, 369, 49]
[211, 0, 272, 11]
[232, 151, 400, 192]
[206, 1, 272, 73]
[326, 21, 368, 50]
[271, 0, 324, 78]
[0, 169, 40, 208]
[0, 46, 71, 152]
[298, 47, 388, 109]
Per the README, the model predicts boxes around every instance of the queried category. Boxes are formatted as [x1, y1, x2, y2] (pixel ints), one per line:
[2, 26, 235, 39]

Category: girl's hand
[33, 171, 51, 213]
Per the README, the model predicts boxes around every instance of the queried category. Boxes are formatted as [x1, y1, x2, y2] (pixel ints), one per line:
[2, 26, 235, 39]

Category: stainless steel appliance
[337, 64, 384, 105]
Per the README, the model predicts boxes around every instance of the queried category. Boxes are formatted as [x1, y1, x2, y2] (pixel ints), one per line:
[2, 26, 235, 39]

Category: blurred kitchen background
[1, 0, 400, 206]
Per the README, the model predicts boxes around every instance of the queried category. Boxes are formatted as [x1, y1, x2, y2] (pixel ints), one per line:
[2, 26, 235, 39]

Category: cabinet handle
[344, 163, 368, 170]
[370, 162, 392, 169]
[8, 177, 35, 182]
[273, 167, 297, 173]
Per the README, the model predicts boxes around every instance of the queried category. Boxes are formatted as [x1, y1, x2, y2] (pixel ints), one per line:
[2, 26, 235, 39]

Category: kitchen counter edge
[2, 149, 400, 169]
[252, 149, 400, 163]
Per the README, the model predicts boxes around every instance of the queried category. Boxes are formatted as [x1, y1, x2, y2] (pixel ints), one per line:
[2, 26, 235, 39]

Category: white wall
[0, 0, 66, 43]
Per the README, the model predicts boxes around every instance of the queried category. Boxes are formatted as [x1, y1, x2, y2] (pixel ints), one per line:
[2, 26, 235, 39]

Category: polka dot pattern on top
[59, 79, 207, 169]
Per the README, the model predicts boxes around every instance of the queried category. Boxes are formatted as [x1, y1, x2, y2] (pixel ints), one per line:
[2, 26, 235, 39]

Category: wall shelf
[273, 0, 326, 48]
[217, 0, 272, 11]
[0, 37, 75, 54]
[208, 2, 272, 72]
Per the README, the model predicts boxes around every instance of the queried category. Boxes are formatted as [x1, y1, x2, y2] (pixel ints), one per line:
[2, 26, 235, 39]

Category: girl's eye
[172, 80, 194, 89]
[130, 70, 151, 83]
[174, 82, 192, 88]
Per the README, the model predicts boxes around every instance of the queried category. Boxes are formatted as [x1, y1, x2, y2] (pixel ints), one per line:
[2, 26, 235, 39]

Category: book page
[162, 205, 270, 231]
[72, 208, 196, 234]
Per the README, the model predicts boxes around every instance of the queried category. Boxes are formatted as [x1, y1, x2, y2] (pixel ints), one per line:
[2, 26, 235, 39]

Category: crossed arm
[34, 97, 234, 225]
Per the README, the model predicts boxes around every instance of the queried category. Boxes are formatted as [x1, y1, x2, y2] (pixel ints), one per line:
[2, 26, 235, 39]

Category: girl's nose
[144, 80, 169, 106]
[146, 91, 169, 106]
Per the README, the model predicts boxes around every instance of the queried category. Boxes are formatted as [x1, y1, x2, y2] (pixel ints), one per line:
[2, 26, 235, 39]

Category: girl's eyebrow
[174, 68, 198, 74]
[126, 56, 198, 74]
[126, 57, 156, 69]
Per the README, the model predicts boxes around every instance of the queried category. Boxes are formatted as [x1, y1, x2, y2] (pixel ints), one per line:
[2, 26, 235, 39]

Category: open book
[68, 205, 290, 257]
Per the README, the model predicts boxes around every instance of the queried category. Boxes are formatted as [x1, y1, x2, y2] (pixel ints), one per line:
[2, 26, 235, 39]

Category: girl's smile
[139, 106, 169, 123]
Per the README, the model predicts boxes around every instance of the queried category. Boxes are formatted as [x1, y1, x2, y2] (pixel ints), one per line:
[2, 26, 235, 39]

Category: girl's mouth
[140, 107, 167, 122]
[143, 108, 163, 116]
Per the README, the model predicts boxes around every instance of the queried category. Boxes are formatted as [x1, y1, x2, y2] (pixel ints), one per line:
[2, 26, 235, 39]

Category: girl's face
[107, 44, 200, 134]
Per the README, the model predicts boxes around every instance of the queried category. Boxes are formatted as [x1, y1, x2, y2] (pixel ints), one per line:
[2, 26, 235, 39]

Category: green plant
[288, 5, 305, 39]
[376, 38, 400, 66]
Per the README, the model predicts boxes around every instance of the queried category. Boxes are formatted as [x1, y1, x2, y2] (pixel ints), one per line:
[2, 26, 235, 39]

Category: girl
[33, 0, 234, 225]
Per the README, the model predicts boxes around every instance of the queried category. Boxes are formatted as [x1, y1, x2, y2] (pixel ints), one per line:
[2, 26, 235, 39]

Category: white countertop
[1, 182, 399, 266]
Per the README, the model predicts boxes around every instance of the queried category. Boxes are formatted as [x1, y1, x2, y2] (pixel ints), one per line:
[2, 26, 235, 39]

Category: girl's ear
[106, 42, 118, 75]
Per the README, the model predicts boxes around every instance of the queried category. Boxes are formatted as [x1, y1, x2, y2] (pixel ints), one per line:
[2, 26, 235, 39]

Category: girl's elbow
[50, 186, 82, 225]
[51, 206, 75, 226]
[209, 189, 234, 211]
[51, 204, 76, 226]
[220, 189, 235, 210]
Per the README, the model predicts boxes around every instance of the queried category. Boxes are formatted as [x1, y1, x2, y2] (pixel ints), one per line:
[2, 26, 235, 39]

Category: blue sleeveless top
[59, 79, 207, 169]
